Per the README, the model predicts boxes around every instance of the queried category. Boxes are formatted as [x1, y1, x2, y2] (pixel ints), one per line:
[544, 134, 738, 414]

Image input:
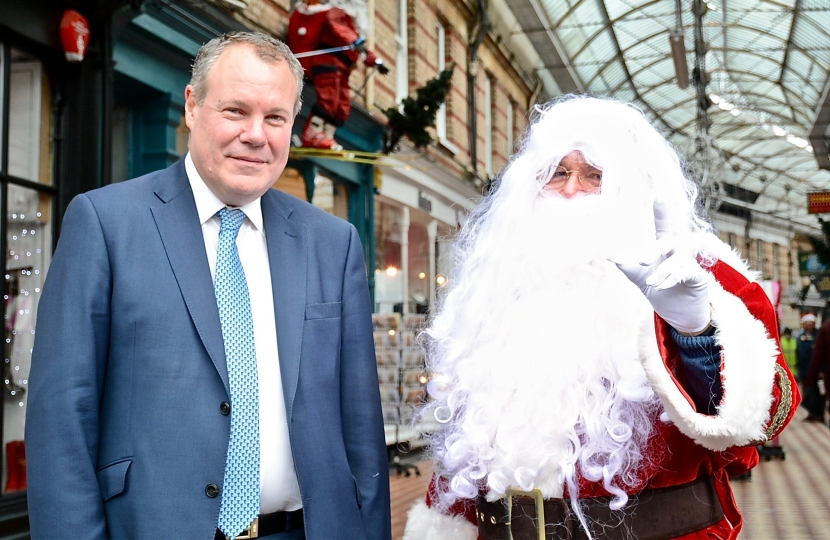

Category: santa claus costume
[403, 96, 798, 540]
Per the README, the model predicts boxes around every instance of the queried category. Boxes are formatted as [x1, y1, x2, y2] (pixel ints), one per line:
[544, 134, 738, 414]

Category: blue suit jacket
[25, 160, 391, 539]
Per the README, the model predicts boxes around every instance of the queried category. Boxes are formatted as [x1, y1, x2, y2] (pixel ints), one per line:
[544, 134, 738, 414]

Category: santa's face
[544, 151, 603, 198]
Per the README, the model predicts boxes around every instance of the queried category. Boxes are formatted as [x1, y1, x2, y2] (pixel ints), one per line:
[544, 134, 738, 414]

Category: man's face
[544, 151, 603, 198]
[184, 44, 298, 207]
[803, 321, 816, 332]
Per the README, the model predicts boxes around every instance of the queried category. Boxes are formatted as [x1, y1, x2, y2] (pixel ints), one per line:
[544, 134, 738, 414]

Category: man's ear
[184, 85, 197, 130]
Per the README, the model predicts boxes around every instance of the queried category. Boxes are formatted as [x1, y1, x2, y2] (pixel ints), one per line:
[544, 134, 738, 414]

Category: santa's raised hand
[610, 200, 711, 335]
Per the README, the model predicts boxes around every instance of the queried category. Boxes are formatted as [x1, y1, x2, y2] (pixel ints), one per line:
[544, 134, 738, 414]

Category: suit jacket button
[206, 484, 219, 498]
[220, 402, 231, 415]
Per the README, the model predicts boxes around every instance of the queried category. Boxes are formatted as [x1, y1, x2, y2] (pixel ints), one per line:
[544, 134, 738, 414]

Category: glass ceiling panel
[663, 108, 693, 127]
[615, 21, 662, 50]
[539, 0, 577, 21]
[723, 28, 780, 51]
[788, 50, 816, 80]
[802, 11, 830, 42]
[641, 89, 677, 111]
[728, 55, 779, 75]
[737, 15, 790, 40]
[603, 0, 639, 20]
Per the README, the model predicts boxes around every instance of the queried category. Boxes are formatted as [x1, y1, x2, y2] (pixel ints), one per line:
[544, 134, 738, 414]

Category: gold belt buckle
[505, 488, 545, 540]
[228, 517, 259, 540]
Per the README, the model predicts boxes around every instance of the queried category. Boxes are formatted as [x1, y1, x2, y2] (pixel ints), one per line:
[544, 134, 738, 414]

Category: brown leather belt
[476, 477, 723, 540]
[214, 509, 304, 540]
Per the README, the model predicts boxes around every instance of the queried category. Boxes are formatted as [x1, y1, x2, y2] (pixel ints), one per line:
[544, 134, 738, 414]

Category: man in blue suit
[25, 32, 390, 540]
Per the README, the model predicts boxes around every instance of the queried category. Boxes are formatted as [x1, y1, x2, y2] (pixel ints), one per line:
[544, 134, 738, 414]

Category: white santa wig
[326, 0, 371, 36]
[418, 95, 714, 531]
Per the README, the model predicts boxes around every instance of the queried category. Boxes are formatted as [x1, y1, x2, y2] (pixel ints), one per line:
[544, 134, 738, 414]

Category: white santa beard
[427, 193, 662, 508]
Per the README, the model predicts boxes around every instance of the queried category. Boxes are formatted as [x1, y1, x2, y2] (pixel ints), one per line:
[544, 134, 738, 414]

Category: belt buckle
[505, 488, 545, 540]
[228, 517, 259, 540]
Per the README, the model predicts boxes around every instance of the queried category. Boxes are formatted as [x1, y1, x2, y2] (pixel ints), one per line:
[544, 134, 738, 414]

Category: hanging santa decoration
[60, 10, 90, 63]
[287, 0, 389, 150]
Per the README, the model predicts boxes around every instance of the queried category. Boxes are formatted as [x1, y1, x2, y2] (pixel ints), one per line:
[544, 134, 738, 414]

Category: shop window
[757, 239, 764, 273]
[484, 74, 493, 175]
[435, 223, 454, 296]
[375, 200, 403, 313]
[275, 167, 309, 202]
[8, 51, 51, 185]
[773, 243, 780, 281]
[311, 174, 348, 220]
[408, 222, 429, 314]
[0, 46, 55, 496]
[395, 0, 409, 103]
[435, 21, 447, 141]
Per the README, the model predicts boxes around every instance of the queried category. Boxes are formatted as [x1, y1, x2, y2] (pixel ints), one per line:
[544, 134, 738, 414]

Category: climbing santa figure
[403, 96, 799, 540]
[288, 0, 389, 150]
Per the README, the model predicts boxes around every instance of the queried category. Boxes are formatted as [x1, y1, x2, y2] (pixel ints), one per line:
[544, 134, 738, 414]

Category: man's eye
[588, 173, 603, 181]
[553, 169, 568, 177]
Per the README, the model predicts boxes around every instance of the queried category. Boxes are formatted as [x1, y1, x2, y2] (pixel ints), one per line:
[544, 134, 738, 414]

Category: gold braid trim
[764, 364, 793, 441]
[747, 364, 793, 446]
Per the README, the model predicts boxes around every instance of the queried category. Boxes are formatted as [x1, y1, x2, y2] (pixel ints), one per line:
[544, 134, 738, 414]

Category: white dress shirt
[185, 153, 302, 513]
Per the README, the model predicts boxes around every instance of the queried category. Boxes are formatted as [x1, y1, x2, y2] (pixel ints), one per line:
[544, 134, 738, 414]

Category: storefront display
[1, 48, 54, 498]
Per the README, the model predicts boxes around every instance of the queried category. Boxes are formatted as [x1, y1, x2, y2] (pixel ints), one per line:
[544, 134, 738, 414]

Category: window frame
[484, 74, 493, 176]
[395, 0, 409, 105]
[0, 43, 57, 506]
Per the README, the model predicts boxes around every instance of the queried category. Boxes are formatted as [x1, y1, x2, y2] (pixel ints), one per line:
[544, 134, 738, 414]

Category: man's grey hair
[190, 32, 304, 116]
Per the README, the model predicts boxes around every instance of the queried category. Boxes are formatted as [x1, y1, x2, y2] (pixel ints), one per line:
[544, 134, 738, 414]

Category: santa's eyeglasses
[547, 166, 603, 191]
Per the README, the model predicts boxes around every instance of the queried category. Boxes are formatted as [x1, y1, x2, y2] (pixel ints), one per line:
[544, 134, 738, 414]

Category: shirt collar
[185, 153, 264, 231]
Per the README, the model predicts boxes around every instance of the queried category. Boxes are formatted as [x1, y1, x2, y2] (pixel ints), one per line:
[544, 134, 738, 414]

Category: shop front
[372, 163, 478, 448]
[0, 1, 79, 534]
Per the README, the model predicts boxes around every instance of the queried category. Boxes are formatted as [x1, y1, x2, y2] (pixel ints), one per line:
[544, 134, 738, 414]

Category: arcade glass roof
[504, 0, 830, 230]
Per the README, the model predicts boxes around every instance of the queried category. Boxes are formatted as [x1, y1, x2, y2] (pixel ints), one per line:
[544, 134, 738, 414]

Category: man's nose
[239, 117, 267, 146]
[559, 174, 589, 198]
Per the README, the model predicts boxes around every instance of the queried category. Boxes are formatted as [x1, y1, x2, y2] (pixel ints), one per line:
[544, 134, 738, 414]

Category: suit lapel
[262, 190, 306, 418]
[150, 161, 229, 395]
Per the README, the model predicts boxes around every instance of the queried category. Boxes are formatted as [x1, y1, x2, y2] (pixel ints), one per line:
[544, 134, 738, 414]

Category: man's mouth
[230, 156, 267, 165]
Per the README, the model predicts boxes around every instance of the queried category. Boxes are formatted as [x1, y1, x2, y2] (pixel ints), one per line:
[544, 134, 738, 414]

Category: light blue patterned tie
[215, 208, 260, 539]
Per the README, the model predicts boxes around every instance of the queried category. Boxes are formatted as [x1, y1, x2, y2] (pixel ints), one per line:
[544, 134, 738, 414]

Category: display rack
[373, 312, 426, 476]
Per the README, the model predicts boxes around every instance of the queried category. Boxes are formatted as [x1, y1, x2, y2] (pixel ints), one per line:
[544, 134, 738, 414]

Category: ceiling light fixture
[670, 0, 689, 89]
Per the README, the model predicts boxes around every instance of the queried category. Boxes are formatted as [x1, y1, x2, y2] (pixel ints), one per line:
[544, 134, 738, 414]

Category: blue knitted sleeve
[669, 325, 723, 415]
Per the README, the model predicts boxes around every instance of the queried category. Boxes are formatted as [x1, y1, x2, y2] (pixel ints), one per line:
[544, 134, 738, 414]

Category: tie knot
[218, 208, 247, 235]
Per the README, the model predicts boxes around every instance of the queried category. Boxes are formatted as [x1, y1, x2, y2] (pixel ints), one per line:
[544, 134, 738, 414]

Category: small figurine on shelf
[287, 0, 389, 150]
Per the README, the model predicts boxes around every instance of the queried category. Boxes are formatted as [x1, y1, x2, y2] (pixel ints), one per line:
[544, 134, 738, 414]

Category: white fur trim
[402, 499, 478, 540]
[684, 232, 757, 282]
[296, 3, 332, 15]
[640, 264, 779, 450]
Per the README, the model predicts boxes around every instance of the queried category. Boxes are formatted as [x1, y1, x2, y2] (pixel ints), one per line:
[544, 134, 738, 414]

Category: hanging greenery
[382, 65, 454, 154]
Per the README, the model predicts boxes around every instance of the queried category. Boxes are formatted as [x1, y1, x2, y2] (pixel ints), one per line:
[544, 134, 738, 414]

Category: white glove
[609, 201, 711, 335]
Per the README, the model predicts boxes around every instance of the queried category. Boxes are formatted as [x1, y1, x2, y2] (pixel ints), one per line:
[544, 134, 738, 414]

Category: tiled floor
[390, 457, 432, 540]
[733, 406, 830, 539]
[389, 407, 830, 540]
